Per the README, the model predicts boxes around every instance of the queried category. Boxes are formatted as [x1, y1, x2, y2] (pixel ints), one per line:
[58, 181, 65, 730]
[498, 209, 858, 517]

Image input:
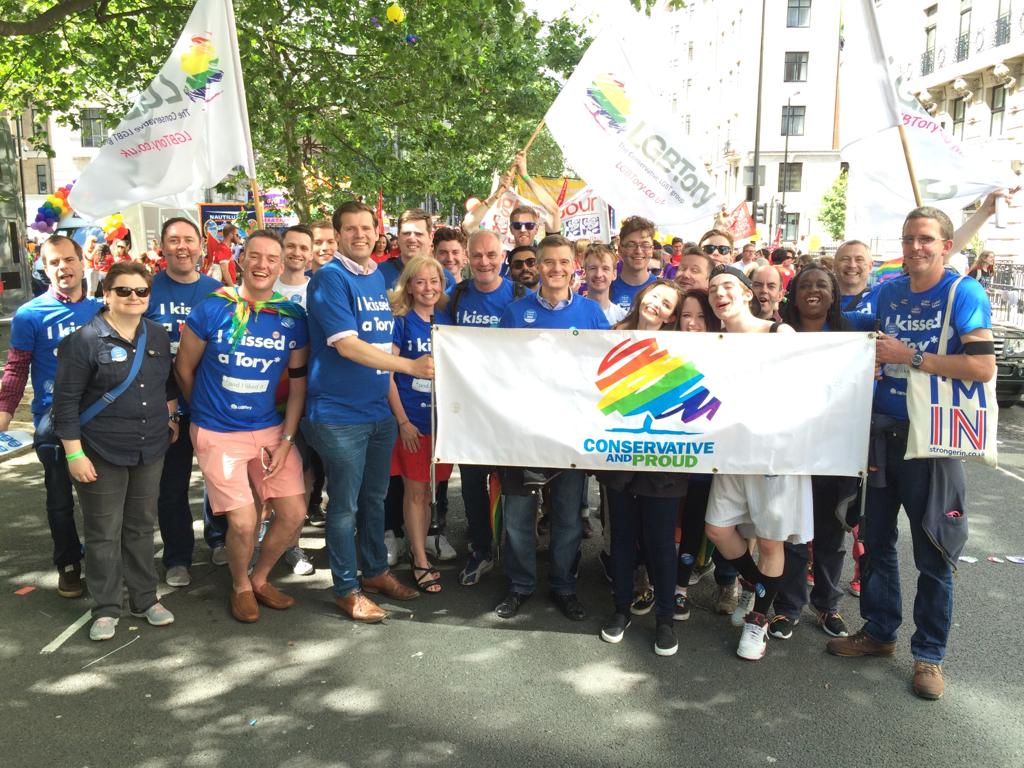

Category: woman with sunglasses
[703, 265, 812, 661]
[698, 228, 735, 266]
[599, 278, 690, 657]
[52, 261, 178, 641]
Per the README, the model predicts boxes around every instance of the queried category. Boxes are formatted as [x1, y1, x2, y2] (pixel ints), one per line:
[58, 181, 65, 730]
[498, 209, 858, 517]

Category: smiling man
[751, 264, 784, 322]
[610, 216, 658, 312]
[0, 235, 101, 598]
[834, 240, 878, 316]
[274, 225, 314, 307]
[826, 207, 996, 701]
[379, 208, 455, 291]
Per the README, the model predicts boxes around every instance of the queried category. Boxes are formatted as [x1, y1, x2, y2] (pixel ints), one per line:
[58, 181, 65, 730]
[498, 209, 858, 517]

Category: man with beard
[508, 244, 540, 290]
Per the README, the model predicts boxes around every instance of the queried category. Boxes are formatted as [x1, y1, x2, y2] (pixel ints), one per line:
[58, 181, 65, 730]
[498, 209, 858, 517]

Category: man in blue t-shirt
[609, 216, 657, 313]
[495, 234, 609, 623]
[304, 201, 434, 624]
[175, 230, 310, 625]
[826, 207, 996, 703]
[835, 240, 880, 316]
[377, 207, 456, 291]
[0, 235, 100, 598]
[145, 218, 224, 587]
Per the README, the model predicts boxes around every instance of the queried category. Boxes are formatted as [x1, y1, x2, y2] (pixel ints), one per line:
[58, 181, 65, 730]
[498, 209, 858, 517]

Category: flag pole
[224, 0, 263, 227]
[897, 124, 923, 207]
[522, 119, 545, 154]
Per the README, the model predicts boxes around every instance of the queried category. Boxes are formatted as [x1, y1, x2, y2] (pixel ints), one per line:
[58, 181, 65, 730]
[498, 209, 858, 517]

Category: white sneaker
[210, 546, 228, 567]
[285, 546, 315, 576]
[384, 530, 405, 567]
[424, 533, 457, 561]
[730, 586, 755, 627]
[165, 566, 191, 587]
[736, 612, 769, 660]
[89, 616, 118, 641]
[130, 602, 175, 626]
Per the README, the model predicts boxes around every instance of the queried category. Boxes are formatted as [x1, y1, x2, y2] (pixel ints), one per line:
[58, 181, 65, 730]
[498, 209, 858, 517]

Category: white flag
[840, 0, 1008, 241]
[544, 14, 720, 228]
[560, 185, 611, 243]
[69, 0, 255, 221]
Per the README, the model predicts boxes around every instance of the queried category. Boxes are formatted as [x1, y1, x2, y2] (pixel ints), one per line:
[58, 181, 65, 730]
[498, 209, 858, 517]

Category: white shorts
[705, 474, 813, 544]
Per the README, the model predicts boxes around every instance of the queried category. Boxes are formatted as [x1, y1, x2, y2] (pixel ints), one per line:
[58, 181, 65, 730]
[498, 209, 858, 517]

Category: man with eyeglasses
[507, 245, 540, 290]
[826, 207, 995, 702]
[610, 216, 658, 312]
[736, 242, 758, 268]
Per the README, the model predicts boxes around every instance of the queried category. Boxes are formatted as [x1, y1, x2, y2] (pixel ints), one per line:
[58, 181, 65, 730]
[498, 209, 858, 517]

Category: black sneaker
[600, 612, 631, 643]
[598, 551, 613, 584]
[630, 588, 655, 616]
[673, 593, 691, 621]
[687, 560, 715, 586]
[817, 610, 849, 638]
[550, 591, 586, 621]
[655, 619, 678, 656]
[495, 591, 531, 619]
[306, 504, 326, 528]
[57, 562, 84, 598]
[768, 614, 797, 640]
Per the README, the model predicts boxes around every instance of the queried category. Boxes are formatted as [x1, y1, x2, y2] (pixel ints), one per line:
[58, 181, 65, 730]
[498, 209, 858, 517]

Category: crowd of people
[0, 182, 1012, 702]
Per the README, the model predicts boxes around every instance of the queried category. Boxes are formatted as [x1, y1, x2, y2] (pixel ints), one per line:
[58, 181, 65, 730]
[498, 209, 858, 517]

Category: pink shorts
[191, 423, 305, 514]
[390, 434, 453, 484]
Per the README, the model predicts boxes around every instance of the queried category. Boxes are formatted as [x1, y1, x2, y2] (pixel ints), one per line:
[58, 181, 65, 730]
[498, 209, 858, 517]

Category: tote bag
[905, 276, 998, 466]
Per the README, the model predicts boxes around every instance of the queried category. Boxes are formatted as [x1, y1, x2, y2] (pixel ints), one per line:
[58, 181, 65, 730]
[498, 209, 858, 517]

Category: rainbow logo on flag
[586, 74, 630, 135]
[595, 338, 721, 426]
[180, 33, 224, 103]
[872, 257, 904, 285]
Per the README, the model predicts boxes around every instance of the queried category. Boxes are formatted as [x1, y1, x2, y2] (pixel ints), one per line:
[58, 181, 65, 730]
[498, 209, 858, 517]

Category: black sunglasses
[510, 221, 537, 231]
[510, 257, 536, 268]
[702, 244, 731, 256]
[111, 286, 151, 298]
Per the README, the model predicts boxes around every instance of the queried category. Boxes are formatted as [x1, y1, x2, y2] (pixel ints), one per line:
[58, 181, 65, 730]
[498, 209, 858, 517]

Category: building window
[782, 212, 800, 242]
[684, 115, 691, 135]
[922, 24, 936, 75]
[952, 97, 966, 139]
[996, 0, 1011, 46]
[36, 164, 49, 195]
[956, 2, 971, 62]
[80, 108, 106, 148]
[991, 85, 1006, 136]
[778, 162, 803, 193]
[781, 105, 805, 136]
[787, 0, 811, 28]
[784, 52, 809, 82]
[743, 165, 766, 186]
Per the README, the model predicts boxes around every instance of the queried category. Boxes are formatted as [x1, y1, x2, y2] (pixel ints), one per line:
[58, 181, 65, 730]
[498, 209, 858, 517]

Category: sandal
[411, 562, 442, 593]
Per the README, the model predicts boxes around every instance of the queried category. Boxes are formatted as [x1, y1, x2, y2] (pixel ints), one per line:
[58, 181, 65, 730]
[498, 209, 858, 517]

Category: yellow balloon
[808, 234, 822, 251]
[386, 3, 405, 23]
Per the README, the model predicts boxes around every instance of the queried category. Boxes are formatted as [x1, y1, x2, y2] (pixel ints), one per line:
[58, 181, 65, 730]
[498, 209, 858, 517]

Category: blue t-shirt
[610, 274, 656, 312]
[146, 270, 222, 354]
[379, 257, 457, 292]
[499, 292, 610, 330]
[393, 311, 447, 434]
[10, 293, 102, 418]
[447, 278, 518, 328]
[306, 259, 395, 424]
[874, 272, 991, 420]
[185, 296, 309, 432]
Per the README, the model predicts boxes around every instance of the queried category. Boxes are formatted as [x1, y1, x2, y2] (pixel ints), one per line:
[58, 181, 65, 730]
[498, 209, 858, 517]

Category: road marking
[40, 610, 91, 654]
[995, 465, 1024, 484]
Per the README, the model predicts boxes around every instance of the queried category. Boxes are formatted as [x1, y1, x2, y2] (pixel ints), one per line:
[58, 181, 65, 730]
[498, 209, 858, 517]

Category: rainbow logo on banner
[595, 338, 721, 428]
[586, 74, 630, 135]
[180, 33, 224, 103]
[872, 257, 904, 285]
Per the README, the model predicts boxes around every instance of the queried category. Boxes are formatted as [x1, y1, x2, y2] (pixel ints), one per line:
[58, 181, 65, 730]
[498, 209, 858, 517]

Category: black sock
[729, 551, 762, 587]
[753, 573, 780, 616]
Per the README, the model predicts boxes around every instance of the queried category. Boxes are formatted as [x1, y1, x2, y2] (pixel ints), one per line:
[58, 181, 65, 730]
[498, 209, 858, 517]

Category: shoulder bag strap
[79, 321, 149, 427]
[937, 276, 965, 356]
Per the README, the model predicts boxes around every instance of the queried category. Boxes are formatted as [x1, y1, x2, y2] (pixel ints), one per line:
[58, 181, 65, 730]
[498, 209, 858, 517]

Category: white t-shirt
[274, 276, 309, 308]
[602, 301, 628, 327]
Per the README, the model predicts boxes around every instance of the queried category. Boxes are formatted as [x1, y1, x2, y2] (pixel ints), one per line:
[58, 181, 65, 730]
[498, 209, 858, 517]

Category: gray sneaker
[210, 546, 228, 567]
[165, 566, 191, 587]
[285, 546, 315, 576]
[130, 602, 175, 626]
[89, 616, 118, 641]
[731, 586, 756, 627]
[712, 582, 740, 615]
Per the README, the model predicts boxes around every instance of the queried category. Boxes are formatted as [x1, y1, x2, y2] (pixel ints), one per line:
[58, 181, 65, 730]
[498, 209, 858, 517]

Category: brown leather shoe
[335, 590, 387, 623]
[361, 569, 419, 601]
[230, 590, 259, 623]
[254, 582, 295, 610]
[826, 629, 896, 657]
[912, 661, 944, 700]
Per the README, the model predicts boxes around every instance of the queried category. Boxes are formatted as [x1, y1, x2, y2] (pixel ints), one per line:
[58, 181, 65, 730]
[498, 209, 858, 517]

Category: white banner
[560, 185, 611, 243]
[434, 327, 874, 476]
[840, 0, 1008, 240]
[69, 0, 256, 221]
[544, 14, 720, 229]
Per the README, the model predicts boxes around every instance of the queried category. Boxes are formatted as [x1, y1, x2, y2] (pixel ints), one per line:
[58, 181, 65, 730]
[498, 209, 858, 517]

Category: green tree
[0, 1, 589, 221]
[819, 169, 847, 241]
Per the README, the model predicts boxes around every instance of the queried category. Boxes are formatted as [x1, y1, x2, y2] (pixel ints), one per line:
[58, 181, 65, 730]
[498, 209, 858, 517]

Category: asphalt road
[1, 411, 1023, 768]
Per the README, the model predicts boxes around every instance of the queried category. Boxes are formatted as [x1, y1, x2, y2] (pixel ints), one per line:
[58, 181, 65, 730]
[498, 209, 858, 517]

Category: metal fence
[988, 263, 1024, 327]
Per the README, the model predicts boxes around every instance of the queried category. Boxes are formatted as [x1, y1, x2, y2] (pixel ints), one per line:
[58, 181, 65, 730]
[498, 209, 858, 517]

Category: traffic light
[754, 202, 767, 223]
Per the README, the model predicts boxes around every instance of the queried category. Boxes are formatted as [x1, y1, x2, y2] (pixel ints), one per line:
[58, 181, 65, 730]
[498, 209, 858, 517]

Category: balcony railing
[995, 13, 1011, 47]
[921, 49, 935, 76]
[955, 32, 970, 62]
[928, 16, 1015, 73]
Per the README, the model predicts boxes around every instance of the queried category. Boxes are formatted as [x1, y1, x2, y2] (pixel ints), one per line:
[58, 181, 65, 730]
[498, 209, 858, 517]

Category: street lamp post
[780, 92, 800, 243]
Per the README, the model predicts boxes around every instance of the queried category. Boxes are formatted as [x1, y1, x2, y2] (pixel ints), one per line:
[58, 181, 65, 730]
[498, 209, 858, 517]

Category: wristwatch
[910, 352, 924, 369]
[168, 413, 181, 423]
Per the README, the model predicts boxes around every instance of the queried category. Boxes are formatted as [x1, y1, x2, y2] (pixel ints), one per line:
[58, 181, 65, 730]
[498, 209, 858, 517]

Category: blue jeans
[202, 488, 227, 550]
[861, 433, 954, 663]
[304, 417, 396, 597]
[502, 470, 583, 595]
[34, 441, 82, 567]
[607, 488, 679, 619]
[460, 464, 494, 559]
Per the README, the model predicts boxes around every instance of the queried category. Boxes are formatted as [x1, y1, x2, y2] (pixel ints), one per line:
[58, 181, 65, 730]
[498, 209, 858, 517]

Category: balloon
[386, 3, 405, 23]
[370, 16, 382, 29]
[465, 196, 481, 212]
[808, 234, 821, 251]
[405, 34, 418, 44]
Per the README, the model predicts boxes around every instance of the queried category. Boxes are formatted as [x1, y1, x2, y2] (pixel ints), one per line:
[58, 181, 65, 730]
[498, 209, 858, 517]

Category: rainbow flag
[872, 257, 904, 285]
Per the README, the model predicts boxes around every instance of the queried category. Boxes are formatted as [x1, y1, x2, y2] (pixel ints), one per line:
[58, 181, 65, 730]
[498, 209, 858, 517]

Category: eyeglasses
[510, 257, 536, 269]
[702, 244, 732, 256]
[510, 221, 537, 231]
[111, 286, 151, 298]
[900, 235, 941, 246]
[620, 242, 654, 253]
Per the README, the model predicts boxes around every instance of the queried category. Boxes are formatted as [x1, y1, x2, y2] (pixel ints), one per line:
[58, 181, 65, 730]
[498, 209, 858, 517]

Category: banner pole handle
[897, 123, 923, 207]
[522, 119, 545, 154]
[249, 177, 265, 229]
[428, 316, 438, 536]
